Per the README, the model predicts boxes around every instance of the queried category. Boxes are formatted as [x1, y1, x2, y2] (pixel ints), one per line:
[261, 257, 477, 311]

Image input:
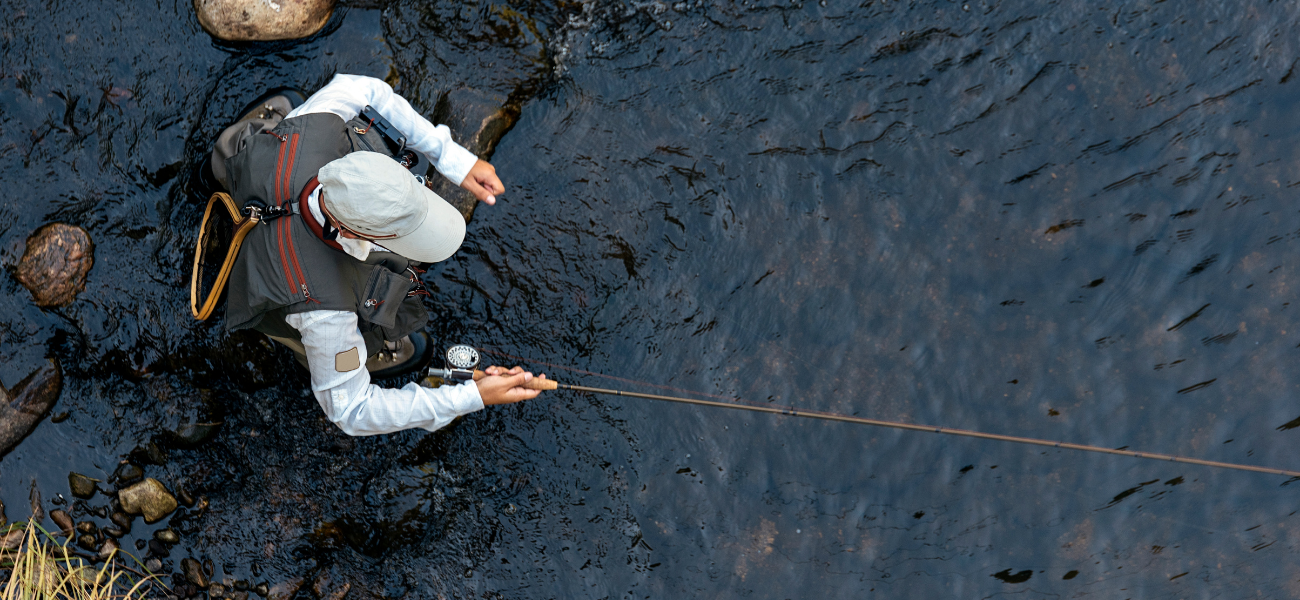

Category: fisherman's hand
[477, 365, 547, 405]
[461, 159, 504, 206]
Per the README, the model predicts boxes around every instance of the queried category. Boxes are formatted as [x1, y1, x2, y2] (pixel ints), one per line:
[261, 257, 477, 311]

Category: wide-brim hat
[318, 151, 465, 263]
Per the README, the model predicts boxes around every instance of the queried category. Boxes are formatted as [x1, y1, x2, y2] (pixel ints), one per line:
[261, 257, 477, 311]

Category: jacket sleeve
[286, 73, 480, 185]
[285, 309, 484, 436]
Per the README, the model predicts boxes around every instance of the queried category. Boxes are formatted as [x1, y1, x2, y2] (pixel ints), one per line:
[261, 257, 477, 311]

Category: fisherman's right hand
[477, 365, 546, 405]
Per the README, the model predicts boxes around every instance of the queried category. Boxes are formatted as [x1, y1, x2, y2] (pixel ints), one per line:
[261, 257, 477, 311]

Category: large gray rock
[118, 478, 178, 524]
[193, 0, 334, 41]
[427, 86, 522, 221]
[13, 223, 93, 308]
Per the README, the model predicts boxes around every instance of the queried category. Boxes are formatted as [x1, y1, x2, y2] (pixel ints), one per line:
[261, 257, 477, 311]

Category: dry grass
[0, 521, 159, 600]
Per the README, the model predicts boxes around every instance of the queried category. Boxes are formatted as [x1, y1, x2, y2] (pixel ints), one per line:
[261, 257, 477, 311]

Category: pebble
[97, 537, 119, 560]
[103, 526, 125, 538]
[147, 538, 169, 557]
[117, 478, 177, 523]
[68, 473, 97, 499]
[115, 463, 144, 484]
[76, 534, 97, 551]
[76, 521, 97, 535]
[193, 0, 335, 41]
[145, 557, 162, 573]
[253, 582, 269, 597]
[1, 529, 22, 550]
[50, 509, 73, 534]
[110, 511, 132, 531]
[182, 557, 209, 588]
[154, 528, 180, 544]
[210, 583, 226, 597]
[229, 592, 250, 600]
[13, 223, 94, 308]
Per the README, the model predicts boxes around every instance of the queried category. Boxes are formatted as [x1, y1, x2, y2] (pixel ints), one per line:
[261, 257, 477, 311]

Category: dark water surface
[4, 0, 1300, 597]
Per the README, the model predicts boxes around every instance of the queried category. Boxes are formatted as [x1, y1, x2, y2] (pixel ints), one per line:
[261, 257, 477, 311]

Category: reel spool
[426, 344, 480, 383]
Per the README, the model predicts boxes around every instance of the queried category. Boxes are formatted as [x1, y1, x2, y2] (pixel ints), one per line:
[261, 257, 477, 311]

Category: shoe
[234, 87, 307, 122]
[366, 331, 434, 379]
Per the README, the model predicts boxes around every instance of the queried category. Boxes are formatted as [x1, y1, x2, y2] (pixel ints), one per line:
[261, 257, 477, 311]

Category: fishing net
[190, 192, 258, 320]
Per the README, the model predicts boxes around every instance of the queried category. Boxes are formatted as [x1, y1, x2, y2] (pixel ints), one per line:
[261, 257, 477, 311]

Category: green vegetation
[0, 521, 159, 600]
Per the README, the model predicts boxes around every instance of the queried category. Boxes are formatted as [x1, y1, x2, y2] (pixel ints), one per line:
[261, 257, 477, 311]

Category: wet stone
[103, 526, 125, 538]
[68, 473, 97, 499]
[50, 509, 73, 534]
[13, 223, 94, 308]
[145, 557, 163, 573]
[77, 534, 97, 551]
[76, 521, 97, 535]
[193, 0, 335, 41]
[148, 538, 170, 557]
[154, 528, 180, 544]
[229, 592, 249, 600]
[210, 583, 226, 597]
[264, 577, 302, 600]
[97, 537, 119, 560]
[110, 511, 132, 530]
[253, 582, 269, 597]
[1, 529, 22, 550]
[115, 463, 144, 483]
[118, 478, 178, 523]
[182, 557, 209, 588]
[427, 86, 521, 221]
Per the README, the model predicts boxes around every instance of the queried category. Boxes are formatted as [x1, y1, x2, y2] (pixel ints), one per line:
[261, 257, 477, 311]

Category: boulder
[118, 478, 178, 523]
[13, 223, 93, 308]
[0, 361, 61, 458]
[193, 0, 334, 41]
[427, 86, 522, 221]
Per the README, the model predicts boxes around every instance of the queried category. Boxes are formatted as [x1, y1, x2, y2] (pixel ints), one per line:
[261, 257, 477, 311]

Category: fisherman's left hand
[461, 159, 504, 206]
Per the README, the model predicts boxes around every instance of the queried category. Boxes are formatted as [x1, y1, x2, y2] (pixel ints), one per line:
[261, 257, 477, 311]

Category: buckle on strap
[246, 201, 298, 222]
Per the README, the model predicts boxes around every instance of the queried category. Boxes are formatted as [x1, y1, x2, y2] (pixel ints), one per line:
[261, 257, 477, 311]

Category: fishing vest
[222, 112, 429, 356]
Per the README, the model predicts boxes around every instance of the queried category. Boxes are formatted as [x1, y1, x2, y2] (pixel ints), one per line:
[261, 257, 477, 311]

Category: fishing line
[477, 348, 1300, 478]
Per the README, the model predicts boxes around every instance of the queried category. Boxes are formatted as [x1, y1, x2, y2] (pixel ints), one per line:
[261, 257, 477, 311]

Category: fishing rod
[425, 346, 1300, 479]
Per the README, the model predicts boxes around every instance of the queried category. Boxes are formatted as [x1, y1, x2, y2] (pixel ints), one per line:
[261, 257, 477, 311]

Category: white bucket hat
[317, 152, 466, 263]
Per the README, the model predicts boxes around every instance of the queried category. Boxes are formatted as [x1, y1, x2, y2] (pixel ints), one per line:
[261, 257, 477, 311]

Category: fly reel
[425, 344, 480, 383]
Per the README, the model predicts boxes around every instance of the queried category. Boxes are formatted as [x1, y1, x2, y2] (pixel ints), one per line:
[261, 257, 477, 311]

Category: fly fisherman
[206, 74, 545, 435]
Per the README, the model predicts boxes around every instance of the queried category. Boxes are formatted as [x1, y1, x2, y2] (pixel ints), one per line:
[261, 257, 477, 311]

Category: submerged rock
[0, 360, 62, 458]
[193, 0, 334, 41]
[1, 529, 22, 550]
[117, 478, 177, 523]
[68, 472, 98, 499]
[265, 577, 302, 600]
[13, 223, 94, 308]
[143, 377, 223, 449]
[115, 462, 144, 484]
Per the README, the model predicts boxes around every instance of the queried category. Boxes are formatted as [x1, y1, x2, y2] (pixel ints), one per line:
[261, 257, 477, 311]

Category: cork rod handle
[472, 369, 559, 391]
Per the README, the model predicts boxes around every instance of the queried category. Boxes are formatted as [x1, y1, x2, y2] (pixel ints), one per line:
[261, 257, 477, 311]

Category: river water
[3, 0, 1300, 597]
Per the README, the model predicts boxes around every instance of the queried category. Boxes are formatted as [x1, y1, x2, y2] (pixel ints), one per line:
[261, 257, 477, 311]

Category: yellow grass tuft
[0, 520, 160, 600]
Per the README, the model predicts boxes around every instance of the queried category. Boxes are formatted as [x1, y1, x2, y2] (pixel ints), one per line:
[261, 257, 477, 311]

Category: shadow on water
[5, 0, 1300, 597]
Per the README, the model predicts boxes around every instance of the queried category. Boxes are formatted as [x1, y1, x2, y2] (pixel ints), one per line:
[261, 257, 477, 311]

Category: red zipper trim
[280, 133, 315, 302]
[271, 134, 296, 294]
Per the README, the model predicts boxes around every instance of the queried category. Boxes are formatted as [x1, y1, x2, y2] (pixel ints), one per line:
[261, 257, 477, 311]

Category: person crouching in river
[204, 74, 545, 435]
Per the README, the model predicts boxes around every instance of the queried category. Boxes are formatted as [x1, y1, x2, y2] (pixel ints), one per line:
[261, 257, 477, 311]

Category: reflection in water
[3, 0, 1300, 597]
